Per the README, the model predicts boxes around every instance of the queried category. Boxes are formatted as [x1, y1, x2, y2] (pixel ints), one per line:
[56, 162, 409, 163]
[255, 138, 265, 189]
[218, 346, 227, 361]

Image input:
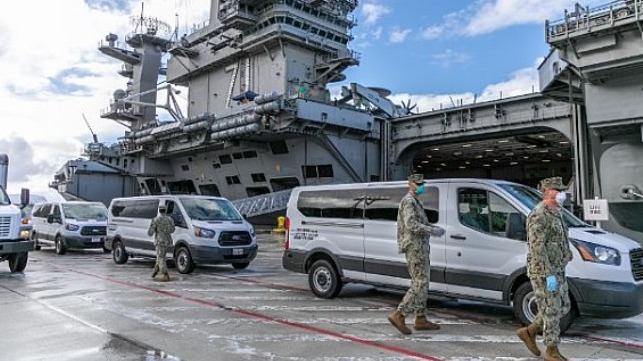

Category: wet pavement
[1, 229, 643, 361]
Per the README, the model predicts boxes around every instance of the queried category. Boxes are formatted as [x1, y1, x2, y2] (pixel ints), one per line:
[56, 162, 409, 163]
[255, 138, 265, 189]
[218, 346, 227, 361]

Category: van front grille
[0, 217, 10, 237]
[630, 248, 643, 281]
[218, 231, 251, 246]
[80, 226, 107, 236]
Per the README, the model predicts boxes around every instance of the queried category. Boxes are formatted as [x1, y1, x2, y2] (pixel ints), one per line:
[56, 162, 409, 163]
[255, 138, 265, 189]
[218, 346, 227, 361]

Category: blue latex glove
[546, 275, 557, 292]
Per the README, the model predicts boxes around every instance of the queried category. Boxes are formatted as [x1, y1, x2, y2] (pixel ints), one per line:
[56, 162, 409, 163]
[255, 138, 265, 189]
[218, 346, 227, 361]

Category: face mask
[415, 184, 425, 195]
[555, 192, 567, 207]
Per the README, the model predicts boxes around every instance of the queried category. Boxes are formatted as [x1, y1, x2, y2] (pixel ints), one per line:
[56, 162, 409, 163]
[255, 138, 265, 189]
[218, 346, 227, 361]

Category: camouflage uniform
[526, 193, 573, 346]
[396, 192, 434, 317]
[148, 213, 176, 277]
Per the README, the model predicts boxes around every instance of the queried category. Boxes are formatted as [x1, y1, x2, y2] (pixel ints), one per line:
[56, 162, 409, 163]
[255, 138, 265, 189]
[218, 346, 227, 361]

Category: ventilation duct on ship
[183, 112, 212, 125]
[131, 128, 153, 139]
[150, 122, 182, 137]
[210, 122, 261, 141]
[182, 120, 211, 133]
[254, 101, 281, 114]
[254, 91, 281, 105]
[134, 135, 156, 145]
[210, 113, 261, 132]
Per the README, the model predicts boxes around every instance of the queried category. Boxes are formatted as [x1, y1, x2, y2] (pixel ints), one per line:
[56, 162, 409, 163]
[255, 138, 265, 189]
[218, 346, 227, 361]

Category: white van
[31, 201, 109, 254]
[106, 195, 258, 274]
[282, 178, 643, 332]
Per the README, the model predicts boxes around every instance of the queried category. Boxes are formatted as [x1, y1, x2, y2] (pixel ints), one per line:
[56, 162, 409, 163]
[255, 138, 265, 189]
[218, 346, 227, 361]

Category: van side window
[111, 199, 158, 219]
[489, 192, 526, 241]
[297, 190, 363, 219]
[364, 188, 404, 221]
[166, 201, 187, 228]
[421, 186, 440, 223]
[52, 205, 61, 217]
[458, 188, 491, 233]
[35, 204, 51, 218]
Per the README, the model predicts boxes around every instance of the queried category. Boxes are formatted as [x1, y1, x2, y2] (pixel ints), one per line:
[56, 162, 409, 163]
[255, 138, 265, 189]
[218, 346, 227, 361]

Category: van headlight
[65, 223, 80, 232]
[193, 226, 216, 238]
[570, 239, 621, 266]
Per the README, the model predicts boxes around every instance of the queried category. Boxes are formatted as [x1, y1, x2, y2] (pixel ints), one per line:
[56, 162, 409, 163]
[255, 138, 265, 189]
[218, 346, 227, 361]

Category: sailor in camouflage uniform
[388, 174, 444, 335]
[517, 177, 573, 361]
[148, 203, 176, 282]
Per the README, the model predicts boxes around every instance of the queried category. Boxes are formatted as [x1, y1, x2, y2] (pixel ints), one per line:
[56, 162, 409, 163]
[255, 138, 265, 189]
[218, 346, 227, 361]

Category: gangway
[232, 189, 292, 219]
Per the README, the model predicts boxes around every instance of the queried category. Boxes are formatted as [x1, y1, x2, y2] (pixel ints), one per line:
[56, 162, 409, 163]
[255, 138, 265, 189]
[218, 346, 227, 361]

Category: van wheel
[308, 259, 342, 299]
[32, 232, 41, 250]
[175, 246, 194, 274]
[232, 262, 249, 270]
[112, 240, 129, 264]
[55, 235, 66, 255]
[8, 252, 28, 273]
[513, 281, 575, 334]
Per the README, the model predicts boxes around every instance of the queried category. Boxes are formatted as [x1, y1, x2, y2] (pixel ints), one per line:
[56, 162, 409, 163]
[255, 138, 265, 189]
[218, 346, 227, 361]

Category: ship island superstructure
[63, 0, 408, 214]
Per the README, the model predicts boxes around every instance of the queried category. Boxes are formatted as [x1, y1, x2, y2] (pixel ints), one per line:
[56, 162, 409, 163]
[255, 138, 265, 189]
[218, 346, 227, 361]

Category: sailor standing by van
[148, 203, 176, 282]
[388, 174, 444, 335]
[517, 177, 572, 361]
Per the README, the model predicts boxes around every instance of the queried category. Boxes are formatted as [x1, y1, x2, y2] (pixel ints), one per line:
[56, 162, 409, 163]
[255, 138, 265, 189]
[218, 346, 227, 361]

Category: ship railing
[232, 189, 292, 218]
[546, 0, 641, 42]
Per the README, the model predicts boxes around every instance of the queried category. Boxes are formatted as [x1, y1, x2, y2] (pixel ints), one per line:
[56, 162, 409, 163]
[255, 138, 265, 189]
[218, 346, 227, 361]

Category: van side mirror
[47, 214, 61, 224]
[242, 213, 248, 220]
[20, 188, 30, 206]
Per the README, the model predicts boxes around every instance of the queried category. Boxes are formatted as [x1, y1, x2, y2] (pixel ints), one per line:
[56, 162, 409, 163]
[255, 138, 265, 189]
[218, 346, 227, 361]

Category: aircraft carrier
[51, 0, 642, 241]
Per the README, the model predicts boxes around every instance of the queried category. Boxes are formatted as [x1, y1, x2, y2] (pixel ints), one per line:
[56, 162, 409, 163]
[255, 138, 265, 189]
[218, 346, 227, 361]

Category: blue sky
[0, 0, 604, 193]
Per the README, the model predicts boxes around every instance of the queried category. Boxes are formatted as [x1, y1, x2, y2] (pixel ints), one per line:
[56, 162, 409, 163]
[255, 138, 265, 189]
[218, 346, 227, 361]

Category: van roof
[110, 195, 228, 203]
[290, 178, 522, 192]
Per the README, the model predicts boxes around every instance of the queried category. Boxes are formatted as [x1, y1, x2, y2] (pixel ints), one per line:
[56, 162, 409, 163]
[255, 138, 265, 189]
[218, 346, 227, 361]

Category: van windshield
[497, 183, 587, 228]
[179, 197, 242, 221]
[62, 203, 108, 220]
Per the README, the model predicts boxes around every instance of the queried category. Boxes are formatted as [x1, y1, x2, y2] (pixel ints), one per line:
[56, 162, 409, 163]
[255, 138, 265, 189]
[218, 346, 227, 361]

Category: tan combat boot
[544, 345, 567, 361]
[516, 323, 541, 356]
[156, 273, 171, 282]
[387, 310, 412, 335]
[414, 315, 440, 331]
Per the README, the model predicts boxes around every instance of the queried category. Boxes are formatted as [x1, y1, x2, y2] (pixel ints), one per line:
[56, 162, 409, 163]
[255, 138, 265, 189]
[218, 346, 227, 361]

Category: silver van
[31, 201, 109, 254]
[282, 178, 643, 332]
[106, 195, 258, 274]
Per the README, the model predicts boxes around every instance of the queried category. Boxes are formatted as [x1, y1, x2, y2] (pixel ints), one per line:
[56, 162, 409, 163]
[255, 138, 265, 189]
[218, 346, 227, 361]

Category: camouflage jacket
[148, 215, 176, 247]
[526, 202, 573, 277]
[396, 193, 433, 254]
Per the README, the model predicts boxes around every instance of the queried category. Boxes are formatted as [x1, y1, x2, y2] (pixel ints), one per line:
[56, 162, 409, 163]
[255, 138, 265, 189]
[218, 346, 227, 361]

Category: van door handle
[450, 234, 466, 240]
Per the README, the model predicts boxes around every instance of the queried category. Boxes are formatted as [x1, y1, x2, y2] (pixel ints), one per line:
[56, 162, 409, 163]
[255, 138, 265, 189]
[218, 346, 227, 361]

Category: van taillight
[284, 216, 290, 250]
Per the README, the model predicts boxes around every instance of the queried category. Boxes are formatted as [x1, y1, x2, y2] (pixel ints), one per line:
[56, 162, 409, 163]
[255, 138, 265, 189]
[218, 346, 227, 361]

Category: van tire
[513, 281, 575, 334]
[232, 262, 249, 270]
[175, 246, 195, 274]
[33, 232, 41, 250]
[55, 235, 66, 255]
[112, 240, 129, 264]
[8, 252, 28, 273]
[308, 259, 342, 299]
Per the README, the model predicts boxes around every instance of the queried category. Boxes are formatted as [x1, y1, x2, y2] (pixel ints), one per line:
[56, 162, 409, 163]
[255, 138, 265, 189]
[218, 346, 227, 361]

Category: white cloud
[389, 61, 540, 113]
[422, 0, 604, 38]
[432, 49, 471, 68]
[421, 25, 444, 40]
[372, 26, 383, 40]
[361, 2, 392, 26]
[0, 0, 209, 193]
[389, 28, 412, 43]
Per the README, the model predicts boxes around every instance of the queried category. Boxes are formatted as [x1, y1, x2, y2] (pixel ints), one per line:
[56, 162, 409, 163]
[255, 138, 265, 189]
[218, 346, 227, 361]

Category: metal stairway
[231, 189, 292, 219]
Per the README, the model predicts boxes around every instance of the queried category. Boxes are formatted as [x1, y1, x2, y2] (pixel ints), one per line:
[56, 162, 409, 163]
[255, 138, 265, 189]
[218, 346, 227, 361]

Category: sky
[0, 0, 604, 194]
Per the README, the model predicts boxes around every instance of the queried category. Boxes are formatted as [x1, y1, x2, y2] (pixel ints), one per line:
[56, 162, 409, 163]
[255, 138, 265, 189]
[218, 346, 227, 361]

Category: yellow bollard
[273, 216, 286, 233]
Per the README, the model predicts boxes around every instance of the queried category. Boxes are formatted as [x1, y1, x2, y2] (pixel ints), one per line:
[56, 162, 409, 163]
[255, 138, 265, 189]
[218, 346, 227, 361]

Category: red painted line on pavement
[72, 269, 446, 361]
[212, 273, 310, 292]
[568, 332, 643, 350]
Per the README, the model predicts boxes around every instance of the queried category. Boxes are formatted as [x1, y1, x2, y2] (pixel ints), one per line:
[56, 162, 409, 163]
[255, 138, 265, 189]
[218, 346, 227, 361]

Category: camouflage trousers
[398, 247, 430, 317]
[531, 275, 570, 346]
[153, 243, 169, 276]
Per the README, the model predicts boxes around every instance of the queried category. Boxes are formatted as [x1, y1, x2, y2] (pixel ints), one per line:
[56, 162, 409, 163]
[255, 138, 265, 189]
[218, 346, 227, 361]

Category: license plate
[232, 248, 243, 256]
[92, 237, 101, 243]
